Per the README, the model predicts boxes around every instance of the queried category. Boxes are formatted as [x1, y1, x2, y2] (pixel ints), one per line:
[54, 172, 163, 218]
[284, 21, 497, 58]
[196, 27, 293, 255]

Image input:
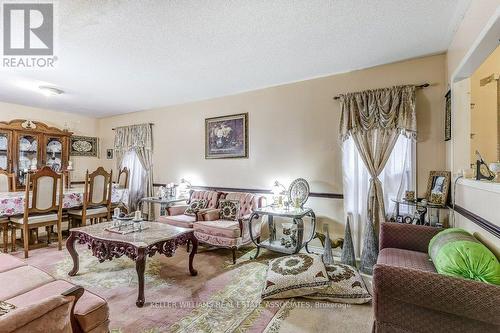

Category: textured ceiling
[0, 0, 470, 117]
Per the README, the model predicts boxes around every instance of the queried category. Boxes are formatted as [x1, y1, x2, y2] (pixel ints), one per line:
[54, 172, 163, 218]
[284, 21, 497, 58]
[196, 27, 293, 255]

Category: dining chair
[0, 169, 15, 252]
[10, 166, 63, 258]
[0, 169, 16, 192]
[117, 167, 129, 189]
[68, 167, 112, 227]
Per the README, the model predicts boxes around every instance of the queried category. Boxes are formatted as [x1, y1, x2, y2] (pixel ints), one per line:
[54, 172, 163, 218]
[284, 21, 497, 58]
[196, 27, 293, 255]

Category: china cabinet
[0, 120, 72, 188]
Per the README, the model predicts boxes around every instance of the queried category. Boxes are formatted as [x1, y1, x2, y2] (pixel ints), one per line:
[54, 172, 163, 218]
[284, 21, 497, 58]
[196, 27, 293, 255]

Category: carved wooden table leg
[66, 231, 79, 276]
[188, 234, 198, 276]
[135, 247, 146, 307]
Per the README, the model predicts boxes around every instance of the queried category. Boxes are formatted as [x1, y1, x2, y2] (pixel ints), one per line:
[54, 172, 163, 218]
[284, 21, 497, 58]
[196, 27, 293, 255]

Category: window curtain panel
[114, 123, 154, 217]
[339, 85, 416, 273]
[342, 135, 415, 264]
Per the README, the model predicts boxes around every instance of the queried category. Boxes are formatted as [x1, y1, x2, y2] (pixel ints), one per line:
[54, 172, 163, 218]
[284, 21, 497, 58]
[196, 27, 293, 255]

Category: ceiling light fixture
[39, 85, 64, 96]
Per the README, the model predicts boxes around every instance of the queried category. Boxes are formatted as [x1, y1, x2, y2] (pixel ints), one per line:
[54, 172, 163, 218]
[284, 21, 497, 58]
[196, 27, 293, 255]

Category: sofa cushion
[0, 254, 26, 273]
[189, 190, 222, 209]
[0, 266, 54, 300]
[193, 220, 241, 238]
[224, 192, 259, 217]
[262, 253, 329, 299]
[7, 280, 109, 333]
[0, 294, 73, 333]
[219, 200, 240, 221]
[429, 228, 500, 285]
[184, 199, 208, 216]
[378, 248, 436, 272]
[304, 263, 372, 304]
[158, 214, 196, 228]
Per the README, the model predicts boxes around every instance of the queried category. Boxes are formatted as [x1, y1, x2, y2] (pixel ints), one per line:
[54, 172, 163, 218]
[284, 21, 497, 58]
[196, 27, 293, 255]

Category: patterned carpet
[11, 244, 373, 333]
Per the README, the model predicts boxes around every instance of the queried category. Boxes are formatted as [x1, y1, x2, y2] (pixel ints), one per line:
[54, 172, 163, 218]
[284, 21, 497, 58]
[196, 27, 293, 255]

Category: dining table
[0, 185, 129, 217]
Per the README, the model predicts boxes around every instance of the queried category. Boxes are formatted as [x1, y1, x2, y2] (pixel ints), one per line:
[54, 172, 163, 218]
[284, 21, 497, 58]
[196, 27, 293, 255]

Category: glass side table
[139, 196, 188, 220]
[248, 206, 316, 259]
[392, 199, 449, 227]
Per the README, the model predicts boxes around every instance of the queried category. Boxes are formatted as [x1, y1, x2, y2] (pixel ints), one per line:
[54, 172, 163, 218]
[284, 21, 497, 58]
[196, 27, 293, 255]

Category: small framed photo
[205, 113, 248, 159]
[425, 171, 451, 206]
[106, 149, 114, 159]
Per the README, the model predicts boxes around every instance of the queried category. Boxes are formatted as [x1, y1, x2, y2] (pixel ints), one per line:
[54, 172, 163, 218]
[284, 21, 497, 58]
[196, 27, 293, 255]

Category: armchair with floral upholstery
[158, 190, 223, 229]
[194, 192, 264, 264]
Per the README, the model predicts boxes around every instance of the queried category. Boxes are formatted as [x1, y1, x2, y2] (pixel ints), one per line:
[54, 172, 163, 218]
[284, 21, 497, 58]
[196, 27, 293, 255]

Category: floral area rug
[14, 244, 373, 332]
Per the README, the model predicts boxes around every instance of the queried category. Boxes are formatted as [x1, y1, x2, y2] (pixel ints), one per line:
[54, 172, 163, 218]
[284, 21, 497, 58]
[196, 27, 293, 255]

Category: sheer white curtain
[343, 134, 415, 257]
[121, 150, 146, 210]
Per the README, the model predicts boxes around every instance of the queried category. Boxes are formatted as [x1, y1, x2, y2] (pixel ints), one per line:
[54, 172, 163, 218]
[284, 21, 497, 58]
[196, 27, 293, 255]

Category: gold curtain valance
[339, 85, 416, 141]
[113, 123, 153, 152]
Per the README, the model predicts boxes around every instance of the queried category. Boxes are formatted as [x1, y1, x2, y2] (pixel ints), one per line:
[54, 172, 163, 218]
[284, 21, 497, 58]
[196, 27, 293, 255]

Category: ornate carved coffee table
[66, 222, 198, 307]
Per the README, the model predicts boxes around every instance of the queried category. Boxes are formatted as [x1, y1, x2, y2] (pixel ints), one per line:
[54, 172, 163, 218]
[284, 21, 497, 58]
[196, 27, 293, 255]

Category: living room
[0, 1, 498, 333]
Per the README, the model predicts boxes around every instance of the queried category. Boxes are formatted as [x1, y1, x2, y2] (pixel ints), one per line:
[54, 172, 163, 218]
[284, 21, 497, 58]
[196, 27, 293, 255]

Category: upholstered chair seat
[160, 214, 197, 228]
[194, 192, 263, 264]
[67, 206, 108, 216]
[158, 190, 223, 229]
[10, 214, 59, 224]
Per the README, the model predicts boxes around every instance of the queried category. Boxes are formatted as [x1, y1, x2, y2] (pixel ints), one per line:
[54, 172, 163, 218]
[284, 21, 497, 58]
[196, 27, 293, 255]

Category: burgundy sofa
[0, 253, 109, 333]
[373, 222, 500, 333]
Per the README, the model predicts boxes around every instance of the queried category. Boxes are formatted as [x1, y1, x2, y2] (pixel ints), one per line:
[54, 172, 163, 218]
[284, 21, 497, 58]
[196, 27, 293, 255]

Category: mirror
[470, 44, 499, 164]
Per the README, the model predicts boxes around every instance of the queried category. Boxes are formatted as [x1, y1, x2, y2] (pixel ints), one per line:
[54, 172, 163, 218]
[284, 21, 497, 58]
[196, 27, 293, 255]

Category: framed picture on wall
[205, 113, 248, 159]
[106, 149, 114, 159]
[70, 136, 98, 157]
[444, 90, 451, 141]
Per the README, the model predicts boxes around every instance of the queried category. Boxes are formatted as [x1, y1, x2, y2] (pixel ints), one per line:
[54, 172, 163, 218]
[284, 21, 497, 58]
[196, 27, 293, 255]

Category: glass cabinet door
[0, 132, 8, 170]
[45, 137, 63, 172]
[18, 134, 38, 186]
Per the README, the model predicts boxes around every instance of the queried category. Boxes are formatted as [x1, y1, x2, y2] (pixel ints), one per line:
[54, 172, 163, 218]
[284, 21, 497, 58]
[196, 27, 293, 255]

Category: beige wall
[446, 3, 500, 251]
[0, 102, 102, 180]
[446, 0, 500, 84]
[470, 45, 499, 163]
[99, 54, 447, 236]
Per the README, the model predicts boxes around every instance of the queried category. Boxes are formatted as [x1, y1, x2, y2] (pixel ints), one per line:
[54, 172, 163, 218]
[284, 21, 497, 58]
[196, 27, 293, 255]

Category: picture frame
[70, 136, 98, 157]
[106, 149, 114, 159]
[444, 90, 451, 141]
[425, 171, 451, 206]
[205, 113, 248, 159]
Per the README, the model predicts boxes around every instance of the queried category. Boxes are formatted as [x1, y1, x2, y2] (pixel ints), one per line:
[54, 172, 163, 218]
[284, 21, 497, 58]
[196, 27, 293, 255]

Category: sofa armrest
[0, 294, 75, 333]
[373, 264, 500, 325]
[379, 222, 442, 252]
[62, 286, 84, 333]
[166, 205, 189, 216]
[201, 209, 221, 221]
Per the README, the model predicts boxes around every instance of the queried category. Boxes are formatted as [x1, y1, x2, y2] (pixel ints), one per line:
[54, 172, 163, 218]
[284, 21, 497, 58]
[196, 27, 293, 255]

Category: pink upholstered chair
[158, 190, 223, 229]
[194, 192, 264, 264]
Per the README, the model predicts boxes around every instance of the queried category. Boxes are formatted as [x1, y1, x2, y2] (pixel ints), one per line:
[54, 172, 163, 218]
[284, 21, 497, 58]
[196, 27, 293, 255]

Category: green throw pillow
[429, 228, 500, 285]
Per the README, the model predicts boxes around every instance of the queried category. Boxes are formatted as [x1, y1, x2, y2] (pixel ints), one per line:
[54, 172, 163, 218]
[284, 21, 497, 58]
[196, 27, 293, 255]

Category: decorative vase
[359, 218, 379, 275]
[341, 216, 356, 267]
[322, 225, 334, 265]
